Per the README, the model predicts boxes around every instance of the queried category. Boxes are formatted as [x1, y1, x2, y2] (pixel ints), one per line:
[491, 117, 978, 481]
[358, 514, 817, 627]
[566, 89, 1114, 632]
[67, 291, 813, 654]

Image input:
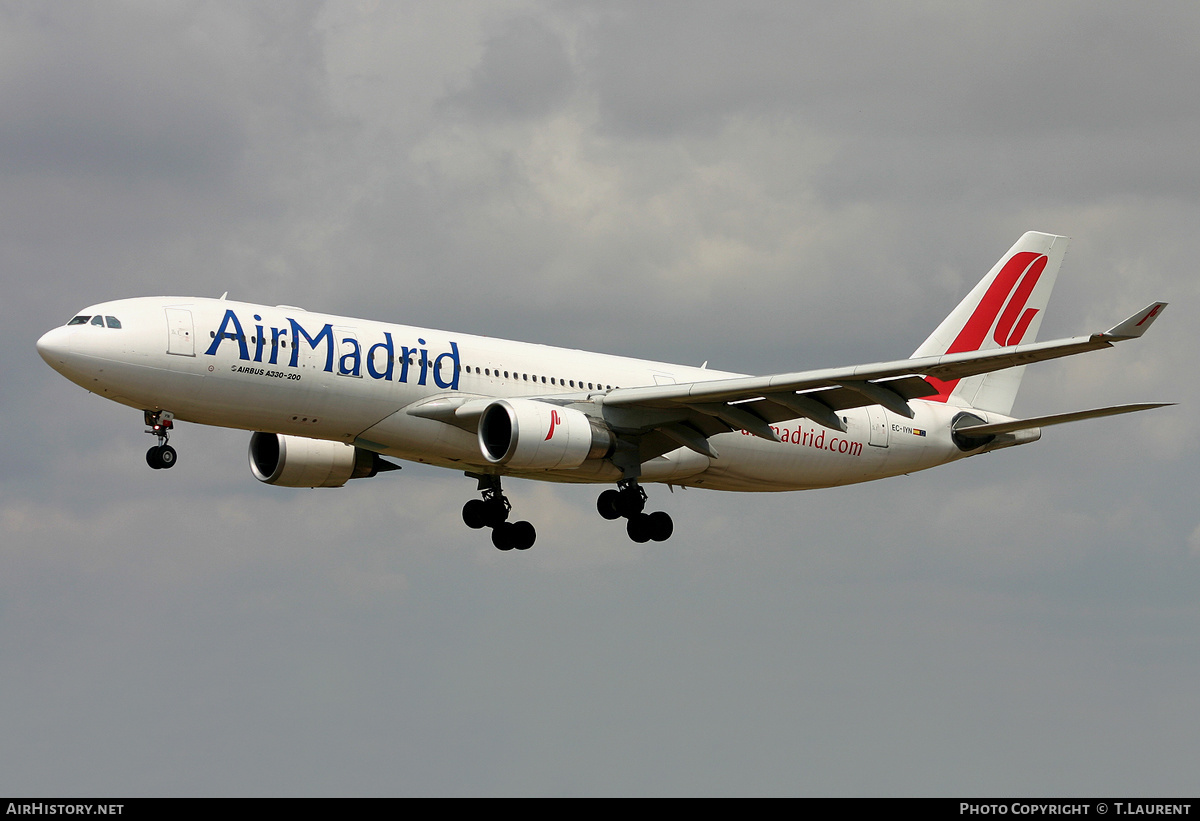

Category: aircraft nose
[36, 326, 73, 367]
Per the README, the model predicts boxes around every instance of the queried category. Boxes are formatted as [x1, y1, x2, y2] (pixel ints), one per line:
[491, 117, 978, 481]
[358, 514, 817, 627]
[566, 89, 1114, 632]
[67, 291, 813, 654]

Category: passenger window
[68, 316, 91, 326]
[105, 316, 121, 329]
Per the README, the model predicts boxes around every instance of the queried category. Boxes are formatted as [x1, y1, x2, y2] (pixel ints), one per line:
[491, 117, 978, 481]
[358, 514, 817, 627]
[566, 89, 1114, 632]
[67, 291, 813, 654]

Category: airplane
[36, 232, 1169, 551]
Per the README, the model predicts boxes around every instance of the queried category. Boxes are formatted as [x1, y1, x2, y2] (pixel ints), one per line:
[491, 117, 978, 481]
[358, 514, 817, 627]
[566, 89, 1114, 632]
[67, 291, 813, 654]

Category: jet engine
[478, 399, 614, 469]
[248, 432, 392, 488]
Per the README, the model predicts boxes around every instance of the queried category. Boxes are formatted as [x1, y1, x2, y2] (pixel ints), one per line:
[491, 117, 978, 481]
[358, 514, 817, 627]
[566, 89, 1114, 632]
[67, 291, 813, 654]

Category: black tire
[597, 489, 622, 520]
[146, 447, 163, 470]
[647, 511, 673, 542]
[510, 521, 536, 550]
[158, 445, 177, 469]
[627, 513, 653, 543]
[492, 522, 515, 551]
[463, 499, 488, 529]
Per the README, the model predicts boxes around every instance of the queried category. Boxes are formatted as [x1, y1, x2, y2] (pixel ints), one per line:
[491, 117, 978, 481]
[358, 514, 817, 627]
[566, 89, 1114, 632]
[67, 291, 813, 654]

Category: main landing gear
[144, 410, 177, 470]
[462, 474, 536, 551]
[597, 480, 673, 543]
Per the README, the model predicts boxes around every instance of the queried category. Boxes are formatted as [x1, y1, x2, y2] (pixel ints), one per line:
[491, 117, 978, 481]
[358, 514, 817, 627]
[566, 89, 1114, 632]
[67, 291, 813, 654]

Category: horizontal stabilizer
[953, 403, 1173, 437]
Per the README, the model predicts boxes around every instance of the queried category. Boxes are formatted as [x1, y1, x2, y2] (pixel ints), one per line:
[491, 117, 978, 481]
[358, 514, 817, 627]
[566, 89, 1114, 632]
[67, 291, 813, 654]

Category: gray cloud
[444, 16, 574, 122]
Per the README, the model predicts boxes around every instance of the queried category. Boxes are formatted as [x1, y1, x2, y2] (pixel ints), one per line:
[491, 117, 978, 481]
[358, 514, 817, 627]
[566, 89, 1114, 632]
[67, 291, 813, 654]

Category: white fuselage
[37, 296, 984, 492]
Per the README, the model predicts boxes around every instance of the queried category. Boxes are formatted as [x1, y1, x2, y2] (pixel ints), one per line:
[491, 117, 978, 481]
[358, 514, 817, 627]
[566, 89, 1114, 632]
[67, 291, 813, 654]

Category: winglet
[1101, 302, 1168, 340]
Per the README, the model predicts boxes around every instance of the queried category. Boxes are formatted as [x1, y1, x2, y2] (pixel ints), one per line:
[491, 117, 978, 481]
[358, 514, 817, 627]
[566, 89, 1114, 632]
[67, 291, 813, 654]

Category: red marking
[1135, 304, 1162, 327]
[1005, 307, 1039, 346]
[925, 251, 1048, 402]
[545, 409, 561, 440]
[992, 254, 1047, 346]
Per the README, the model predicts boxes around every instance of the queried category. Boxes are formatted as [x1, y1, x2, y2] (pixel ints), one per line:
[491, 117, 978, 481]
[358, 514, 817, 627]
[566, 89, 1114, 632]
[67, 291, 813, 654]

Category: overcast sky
[3, 1, 1198, 796]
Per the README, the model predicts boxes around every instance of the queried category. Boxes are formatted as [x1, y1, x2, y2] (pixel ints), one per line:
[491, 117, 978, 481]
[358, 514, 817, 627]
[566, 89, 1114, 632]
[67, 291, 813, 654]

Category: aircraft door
[165, 308, 195, 356]
[866, 406, 890, 448]
[336, 329, 363, 377]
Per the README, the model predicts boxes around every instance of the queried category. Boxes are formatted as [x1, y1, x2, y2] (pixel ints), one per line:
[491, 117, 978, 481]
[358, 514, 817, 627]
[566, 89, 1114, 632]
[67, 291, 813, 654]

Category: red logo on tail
[926, 251, 1048, 402]
[546, 410, 561, 440]
[1135, 304, 1162, 327]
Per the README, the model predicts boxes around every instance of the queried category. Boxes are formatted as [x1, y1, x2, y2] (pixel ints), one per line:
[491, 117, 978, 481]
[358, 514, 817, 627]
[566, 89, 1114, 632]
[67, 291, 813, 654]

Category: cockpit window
[69, 314, 122, 328]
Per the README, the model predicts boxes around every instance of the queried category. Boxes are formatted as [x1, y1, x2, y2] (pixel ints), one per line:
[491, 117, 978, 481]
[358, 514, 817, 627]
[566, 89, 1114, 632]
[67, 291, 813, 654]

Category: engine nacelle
[478, 399, 614, 469]
[248, 433, 382, 488]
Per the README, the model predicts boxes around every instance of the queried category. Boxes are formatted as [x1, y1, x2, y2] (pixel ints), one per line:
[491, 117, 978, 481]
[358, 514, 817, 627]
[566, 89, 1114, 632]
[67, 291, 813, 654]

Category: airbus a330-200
[37, 232, 1168, 551]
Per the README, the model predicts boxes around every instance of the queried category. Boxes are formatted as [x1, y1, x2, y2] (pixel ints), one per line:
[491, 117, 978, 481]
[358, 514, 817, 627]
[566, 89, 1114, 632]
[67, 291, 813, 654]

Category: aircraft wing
[597, 302, 1168, 440]
[404, 303, 1166, 454]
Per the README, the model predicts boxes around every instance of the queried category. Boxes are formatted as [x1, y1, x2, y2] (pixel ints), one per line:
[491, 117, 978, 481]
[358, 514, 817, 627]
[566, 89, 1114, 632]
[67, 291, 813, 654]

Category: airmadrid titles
[203, 308, 461, 390]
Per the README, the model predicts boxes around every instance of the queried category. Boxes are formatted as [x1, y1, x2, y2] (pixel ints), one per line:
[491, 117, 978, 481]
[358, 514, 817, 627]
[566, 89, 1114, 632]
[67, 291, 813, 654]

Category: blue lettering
[288, 319, 334, 372]
[433, 341, 461, 389]
[205, 309, 461, 391]
[398, 346, 415, 383]
[268, 326, 286, 365]
[253, 315, 265, 363]
[338, 335, 362, 377]
[367, 333, 395, 381]
[204, 309, 249, 360]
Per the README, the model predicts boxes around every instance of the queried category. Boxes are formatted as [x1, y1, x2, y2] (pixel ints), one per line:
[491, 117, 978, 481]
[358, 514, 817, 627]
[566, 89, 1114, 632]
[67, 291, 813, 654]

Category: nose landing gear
[598, 480, 673, 543]
[463, 473, 536, 551]
[144, 410, 177, 470]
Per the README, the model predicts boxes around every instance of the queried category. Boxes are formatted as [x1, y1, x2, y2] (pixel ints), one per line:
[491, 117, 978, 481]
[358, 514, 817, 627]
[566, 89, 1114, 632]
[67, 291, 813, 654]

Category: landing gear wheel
[597, 489, 622, 520]
[143, 411, 176, 471]
[463, 499, 489, 529]
[466, 474, 533, 551]
[510, 521, 536, 551]
[627, 514, 654, 544]
[492, 523, 516, 551]
[646, 510, 673, 542]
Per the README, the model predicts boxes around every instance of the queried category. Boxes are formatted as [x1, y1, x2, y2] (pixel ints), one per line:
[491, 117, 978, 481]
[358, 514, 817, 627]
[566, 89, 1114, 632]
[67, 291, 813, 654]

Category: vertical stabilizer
[913, 232, 1069, 415]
